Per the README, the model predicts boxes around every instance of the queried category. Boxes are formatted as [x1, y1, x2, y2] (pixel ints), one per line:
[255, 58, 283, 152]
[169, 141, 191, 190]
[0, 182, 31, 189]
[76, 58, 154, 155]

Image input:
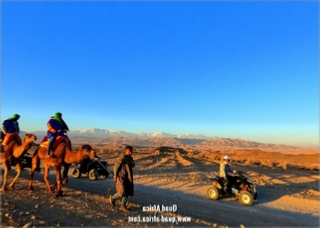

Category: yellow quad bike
[207, 171, 258, 206]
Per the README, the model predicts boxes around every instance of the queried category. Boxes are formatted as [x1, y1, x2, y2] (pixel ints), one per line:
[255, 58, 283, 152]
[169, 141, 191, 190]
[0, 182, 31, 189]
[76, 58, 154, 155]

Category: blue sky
[1, 2, 318, 145]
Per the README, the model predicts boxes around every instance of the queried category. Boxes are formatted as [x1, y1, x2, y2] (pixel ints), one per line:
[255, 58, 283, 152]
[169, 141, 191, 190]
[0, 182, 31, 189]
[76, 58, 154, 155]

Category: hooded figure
[53, 112, 69, 131]
[2, 114, 20, 135]
[1, 114, 21, 150]
[46, 112, 71, 157]
[109, 146, 135, 212]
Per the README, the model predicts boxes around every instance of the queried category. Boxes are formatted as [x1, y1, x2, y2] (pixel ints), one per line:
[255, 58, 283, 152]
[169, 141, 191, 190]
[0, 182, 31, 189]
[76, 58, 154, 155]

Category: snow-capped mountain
[177, 134, 218, 140]
[19, 129, 318, 149]
[20, 128, 218, 141]
[67, 128, 217, 140]
[72, 129, 137, 138]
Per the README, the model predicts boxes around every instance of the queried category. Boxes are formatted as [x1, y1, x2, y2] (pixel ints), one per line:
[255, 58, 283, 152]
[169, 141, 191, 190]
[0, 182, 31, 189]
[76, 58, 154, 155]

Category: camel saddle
[2, 133, 22, 146]
[40, 136, 69, 150]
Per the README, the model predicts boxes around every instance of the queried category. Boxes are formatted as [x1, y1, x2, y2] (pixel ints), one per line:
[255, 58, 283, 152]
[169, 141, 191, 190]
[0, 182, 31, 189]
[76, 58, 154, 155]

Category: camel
[0, 133, 37, 191]
[28, 140, 97, 197]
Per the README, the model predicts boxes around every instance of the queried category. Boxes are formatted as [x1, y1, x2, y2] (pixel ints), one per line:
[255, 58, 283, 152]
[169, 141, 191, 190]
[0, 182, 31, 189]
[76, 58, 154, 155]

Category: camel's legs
[0, 161, 9, 191]
[54, 165, 63, 197]
[43, 164, 53, 194]
[54, 164, 68, 190]
[9, 162, 21, 189]
[62, 164, 69, 185]
[28, 154, 39, 191]
[0, 153, 5, 164]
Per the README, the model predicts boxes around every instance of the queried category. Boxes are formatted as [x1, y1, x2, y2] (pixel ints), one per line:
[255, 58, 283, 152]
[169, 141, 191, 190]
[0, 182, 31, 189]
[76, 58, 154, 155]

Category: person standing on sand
[109, 146, 135, 212]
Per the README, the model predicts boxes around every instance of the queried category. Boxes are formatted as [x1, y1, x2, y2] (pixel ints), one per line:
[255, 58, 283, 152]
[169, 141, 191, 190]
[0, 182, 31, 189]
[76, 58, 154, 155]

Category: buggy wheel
[101, 171, 110, 180]
[89, 169, 98, 180]
[207, 187, 220, 200]
[239, 191, 254, 206]
[105, 171, 110, 178]
[72, 168, 81, 179]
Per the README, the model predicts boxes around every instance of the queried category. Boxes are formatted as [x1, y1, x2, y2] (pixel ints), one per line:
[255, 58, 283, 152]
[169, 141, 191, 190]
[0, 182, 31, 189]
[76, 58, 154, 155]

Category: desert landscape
[1, 136, 319, 227]
[2, 1, 318, 227]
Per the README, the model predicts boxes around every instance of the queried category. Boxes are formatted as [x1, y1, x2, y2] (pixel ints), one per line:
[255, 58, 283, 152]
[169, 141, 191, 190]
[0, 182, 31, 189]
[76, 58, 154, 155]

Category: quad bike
[8, 152, 33, 171]
[206, 171, 258, 206]
[72, 157, 113, 180]
[20, 153, 33, 170]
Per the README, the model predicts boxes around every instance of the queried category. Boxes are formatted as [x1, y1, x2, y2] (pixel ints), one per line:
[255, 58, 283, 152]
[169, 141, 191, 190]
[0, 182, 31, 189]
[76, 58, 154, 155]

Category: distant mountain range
[20, 128, 318, 149]
[23, 128, 218, 140]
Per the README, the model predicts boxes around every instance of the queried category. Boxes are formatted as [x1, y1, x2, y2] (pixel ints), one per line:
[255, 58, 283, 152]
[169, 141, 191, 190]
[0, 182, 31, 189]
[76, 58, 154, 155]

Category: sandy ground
[1, 146, 319, 227]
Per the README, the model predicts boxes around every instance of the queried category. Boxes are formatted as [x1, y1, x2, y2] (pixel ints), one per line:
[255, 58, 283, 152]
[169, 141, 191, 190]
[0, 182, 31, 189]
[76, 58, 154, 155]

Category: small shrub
[253, 161, 261, 166]
[244, 159, 253, 165]
[261, 159, 274, 168]
[282, 161, 287, 170]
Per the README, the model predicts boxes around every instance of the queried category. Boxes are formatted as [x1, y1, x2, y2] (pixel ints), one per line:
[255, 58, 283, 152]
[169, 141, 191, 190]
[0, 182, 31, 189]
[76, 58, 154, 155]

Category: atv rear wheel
[72, 168, 81, 179]
[239, 191, 254, 206]
[89, 169, 99, 180]
[100, 171, 109, 180]
[207, 187, 220, 200]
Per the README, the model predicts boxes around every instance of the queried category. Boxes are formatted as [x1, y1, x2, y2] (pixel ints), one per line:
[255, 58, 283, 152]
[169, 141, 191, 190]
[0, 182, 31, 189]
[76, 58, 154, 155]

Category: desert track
[1, 146, 319, 227]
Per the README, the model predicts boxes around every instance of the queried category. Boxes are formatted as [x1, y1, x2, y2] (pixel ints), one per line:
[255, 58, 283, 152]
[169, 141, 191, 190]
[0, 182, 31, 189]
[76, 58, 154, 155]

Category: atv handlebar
[95, 159, 113, 177]
[233, 170, 244, 175]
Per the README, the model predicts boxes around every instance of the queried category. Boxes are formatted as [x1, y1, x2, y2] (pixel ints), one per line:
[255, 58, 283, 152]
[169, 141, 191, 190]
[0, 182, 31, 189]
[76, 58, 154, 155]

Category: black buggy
[9, 152, 33, 171]
[72, 157, 112, 180]
[20, 153, 33, 170]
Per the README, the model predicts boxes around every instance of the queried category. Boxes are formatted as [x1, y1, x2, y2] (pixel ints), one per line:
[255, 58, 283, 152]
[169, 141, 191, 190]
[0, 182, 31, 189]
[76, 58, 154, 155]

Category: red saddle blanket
[40, 136, 69, 150]
[2, 133, 22, 146]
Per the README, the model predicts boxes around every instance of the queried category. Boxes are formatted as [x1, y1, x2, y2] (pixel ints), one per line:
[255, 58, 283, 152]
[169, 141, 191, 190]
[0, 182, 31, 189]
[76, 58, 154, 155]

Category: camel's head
[80, 144, 97, 159]
[24, 133, 37, 143]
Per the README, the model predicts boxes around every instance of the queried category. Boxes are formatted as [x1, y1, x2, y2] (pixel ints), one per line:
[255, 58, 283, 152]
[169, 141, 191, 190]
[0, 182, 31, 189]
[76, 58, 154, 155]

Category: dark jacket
[2, 120, 20, 134]
[47, 117, 67, 138]
[114, 154, 135, 197]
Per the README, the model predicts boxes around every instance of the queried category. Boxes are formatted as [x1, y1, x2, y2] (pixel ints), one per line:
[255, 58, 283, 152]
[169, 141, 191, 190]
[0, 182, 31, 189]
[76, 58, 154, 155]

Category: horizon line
[19, 128, 319, 148]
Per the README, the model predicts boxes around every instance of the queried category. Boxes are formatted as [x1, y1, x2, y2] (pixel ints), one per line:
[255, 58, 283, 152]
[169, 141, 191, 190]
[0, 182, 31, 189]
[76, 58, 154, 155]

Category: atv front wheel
[72, 168, 81, 179]
[207, 187, 220, 200]
[239, 191, 254, 206]
[89, 169, 99, 180]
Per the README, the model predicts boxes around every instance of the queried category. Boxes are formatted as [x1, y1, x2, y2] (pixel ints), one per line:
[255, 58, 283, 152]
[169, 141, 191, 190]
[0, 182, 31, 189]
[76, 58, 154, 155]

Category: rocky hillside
[70, 137, 184, 148]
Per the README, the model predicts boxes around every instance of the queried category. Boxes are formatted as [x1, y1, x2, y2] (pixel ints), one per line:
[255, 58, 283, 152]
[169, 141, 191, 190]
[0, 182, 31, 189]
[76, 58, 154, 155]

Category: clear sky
[1, 2, 318, 146]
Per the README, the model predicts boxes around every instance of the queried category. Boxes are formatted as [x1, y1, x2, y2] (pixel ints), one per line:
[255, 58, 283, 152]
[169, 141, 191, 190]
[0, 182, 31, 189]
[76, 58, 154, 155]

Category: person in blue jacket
[1, 114, 20, 150]
[47, 112, 71, 157]
[2, 114, 20, 135]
